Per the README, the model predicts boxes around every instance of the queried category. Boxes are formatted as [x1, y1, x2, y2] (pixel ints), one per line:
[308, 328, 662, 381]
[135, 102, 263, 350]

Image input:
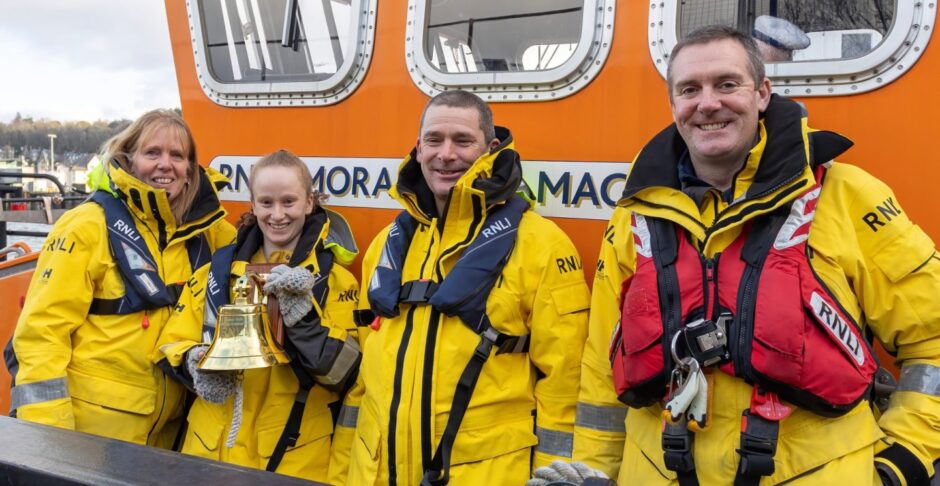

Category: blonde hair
[101, 110, 199, 223]
[237, 149, 327, 229]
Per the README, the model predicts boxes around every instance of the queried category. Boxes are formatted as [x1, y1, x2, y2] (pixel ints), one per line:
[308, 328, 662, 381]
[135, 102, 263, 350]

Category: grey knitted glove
[526, 461, 609, 486]
[186, 346, 239, 404]
[262, 264, 315, 327]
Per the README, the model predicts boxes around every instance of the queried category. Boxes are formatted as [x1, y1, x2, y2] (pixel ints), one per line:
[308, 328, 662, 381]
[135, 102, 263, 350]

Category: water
[5, 222, 52, 252]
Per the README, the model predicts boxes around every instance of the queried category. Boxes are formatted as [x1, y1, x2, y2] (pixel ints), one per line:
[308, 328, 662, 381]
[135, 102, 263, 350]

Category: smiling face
[669, 38, 772, 172]
[250, 165, 315, 254]
[415, 104, 499, 214]
[129, 126, 190, 202]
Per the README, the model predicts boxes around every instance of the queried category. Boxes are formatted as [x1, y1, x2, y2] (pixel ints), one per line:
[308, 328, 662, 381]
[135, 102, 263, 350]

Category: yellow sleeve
[573, 206, 635, 479]
[525, 217, 591, 468]
[11, 208, 104, 429]
[832, 164, 940, 483]
[328, 371, 365, 485]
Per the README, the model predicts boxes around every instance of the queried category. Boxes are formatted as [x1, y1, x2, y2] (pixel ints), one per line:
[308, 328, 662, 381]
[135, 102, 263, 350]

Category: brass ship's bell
[198, 273, 290, 370]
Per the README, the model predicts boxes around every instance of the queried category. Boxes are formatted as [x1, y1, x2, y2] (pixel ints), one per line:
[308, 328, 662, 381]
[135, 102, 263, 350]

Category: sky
[0, 0, 181, 123]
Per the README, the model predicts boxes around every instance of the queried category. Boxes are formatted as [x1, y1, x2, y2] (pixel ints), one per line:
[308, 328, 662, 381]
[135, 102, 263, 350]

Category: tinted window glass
[199, 0, 354, 83]
[678, 0, 896, 61]
[424, 0, 584, 73]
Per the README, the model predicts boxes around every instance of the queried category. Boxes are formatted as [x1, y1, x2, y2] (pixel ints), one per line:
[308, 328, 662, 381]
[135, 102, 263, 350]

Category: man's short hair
[666, 25, 766, 93]
[419, 90, 496, 142]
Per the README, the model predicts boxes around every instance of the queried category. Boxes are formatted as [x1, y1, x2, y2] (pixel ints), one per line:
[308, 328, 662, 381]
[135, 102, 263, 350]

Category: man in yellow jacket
[573, 26, 940, 485]
[329, 90, 591, 485]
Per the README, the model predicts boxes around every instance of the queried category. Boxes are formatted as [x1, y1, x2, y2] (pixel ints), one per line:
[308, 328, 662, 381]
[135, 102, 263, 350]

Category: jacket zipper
[661, 259, 679, 374]
[733, 263, 758, 377]
[702, 254, 720, 320]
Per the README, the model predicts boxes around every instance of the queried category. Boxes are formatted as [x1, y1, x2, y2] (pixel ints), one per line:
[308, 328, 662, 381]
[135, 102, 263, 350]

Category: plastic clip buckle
[662, 418, 695, 473]
[400, 279, 438, 304]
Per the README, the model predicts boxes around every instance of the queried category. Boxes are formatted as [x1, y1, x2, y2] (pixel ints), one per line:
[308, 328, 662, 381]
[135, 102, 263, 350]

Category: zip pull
[703, 253, 721, 319]
[141, 312, 150, 330]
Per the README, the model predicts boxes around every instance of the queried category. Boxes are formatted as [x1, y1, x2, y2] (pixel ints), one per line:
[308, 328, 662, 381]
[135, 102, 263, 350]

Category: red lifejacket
[610, 178, 878, 416]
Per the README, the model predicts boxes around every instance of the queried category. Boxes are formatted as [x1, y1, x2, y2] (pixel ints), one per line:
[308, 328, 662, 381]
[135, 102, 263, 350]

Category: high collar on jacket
[619, 94, 853, 240]
[390, 126, 526, 227]
[107, 160, 229, 243]
[234, 206, 358, 268]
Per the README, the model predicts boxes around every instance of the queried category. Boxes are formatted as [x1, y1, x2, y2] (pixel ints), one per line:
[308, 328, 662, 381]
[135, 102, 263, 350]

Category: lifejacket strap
[734, 410, 779, 486]
[422, 323, 527, 485]
[400, 279, 439, 304]
[662, 417, 698, 486]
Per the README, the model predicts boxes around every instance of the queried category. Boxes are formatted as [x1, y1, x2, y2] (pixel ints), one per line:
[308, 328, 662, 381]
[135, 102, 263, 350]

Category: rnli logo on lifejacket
[774, 186, 820, 250]
[809, 292, 865, 366]
[631, 214, 652, 258]
[113, 219, 141, 242]
[206, 272, 222, 299]
[480, 217, 514, 239]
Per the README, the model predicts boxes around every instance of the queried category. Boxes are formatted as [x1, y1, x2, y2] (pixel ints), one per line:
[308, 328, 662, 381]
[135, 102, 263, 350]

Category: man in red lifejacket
[572, 25, 940, 486]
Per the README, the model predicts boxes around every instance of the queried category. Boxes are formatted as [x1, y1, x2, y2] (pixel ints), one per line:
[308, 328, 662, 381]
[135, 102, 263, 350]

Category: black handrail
[0, 171, 67, 194]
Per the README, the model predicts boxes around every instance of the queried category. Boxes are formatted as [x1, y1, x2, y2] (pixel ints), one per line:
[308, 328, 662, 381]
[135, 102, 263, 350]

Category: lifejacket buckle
[661, 416, 695, 474]
[737, 410, 779, 477]
[673, 312, 732, 367]
[472, 327, 499, 361]
[399, 279, 439, 304]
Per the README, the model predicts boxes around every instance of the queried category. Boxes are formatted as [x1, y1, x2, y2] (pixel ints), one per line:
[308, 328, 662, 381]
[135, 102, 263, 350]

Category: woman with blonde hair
[156, 149, 362, 481]
[6, 109, 235, 448]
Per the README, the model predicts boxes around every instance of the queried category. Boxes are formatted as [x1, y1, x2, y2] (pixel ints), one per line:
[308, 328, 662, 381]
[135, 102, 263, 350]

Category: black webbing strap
[266, 355, 315, 472]
[265, 249, 333, 472]
[662, 417, 698, 486]
[421, 326, 501, 486]
[733, 411, 779, 486]
[89, 283, 185, 315]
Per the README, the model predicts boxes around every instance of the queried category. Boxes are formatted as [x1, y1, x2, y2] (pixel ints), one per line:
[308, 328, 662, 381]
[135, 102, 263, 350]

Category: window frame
[648, 1, 936, 96]
[186, 0, 377, 107]
[406, 0, 616, 102]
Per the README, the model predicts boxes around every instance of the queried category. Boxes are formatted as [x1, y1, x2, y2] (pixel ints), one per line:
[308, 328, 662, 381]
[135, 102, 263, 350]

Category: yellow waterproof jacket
[573, 95, 940, 485]
[156, 208, 361, 482]
[9, 162, 234, 447]
[329, 128, 591, 485]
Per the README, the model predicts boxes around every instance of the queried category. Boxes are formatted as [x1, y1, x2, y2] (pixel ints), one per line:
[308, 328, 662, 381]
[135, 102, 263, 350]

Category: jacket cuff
[875, 443, 930, 486]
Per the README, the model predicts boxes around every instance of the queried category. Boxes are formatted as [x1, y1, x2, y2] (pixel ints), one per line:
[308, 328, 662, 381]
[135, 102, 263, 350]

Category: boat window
[188, 0, 377, 106]
[649, 0, 935, 96]
[407, 0, 616, 102]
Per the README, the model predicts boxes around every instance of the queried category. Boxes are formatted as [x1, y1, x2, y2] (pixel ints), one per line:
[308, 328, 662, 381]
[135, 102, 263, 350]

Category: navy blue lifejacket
[368, 195, 531, 486]
[87, 191, 210, 315]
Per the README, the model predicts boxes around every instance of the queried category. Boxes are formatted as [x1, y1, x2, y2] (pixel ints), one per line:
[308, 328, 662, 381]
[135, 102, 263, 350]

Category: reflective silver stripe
[317, 336, 361, 386]
[575, 402, 627, 432]
[897, 364, 940, 397]
[10, 377, 69, 411]
[536, 427, 573, 457]
[337, 405, 359, 428]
